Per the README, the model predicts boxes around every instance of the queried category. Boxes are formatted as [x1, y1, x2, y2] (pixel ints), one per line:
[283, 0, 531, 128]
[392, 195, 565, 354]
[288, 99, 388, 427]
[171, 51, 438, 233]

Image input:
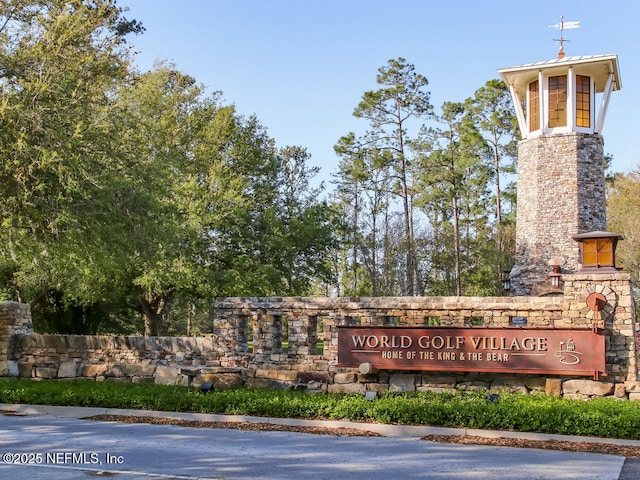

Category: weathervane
[549, 16, 580, 58]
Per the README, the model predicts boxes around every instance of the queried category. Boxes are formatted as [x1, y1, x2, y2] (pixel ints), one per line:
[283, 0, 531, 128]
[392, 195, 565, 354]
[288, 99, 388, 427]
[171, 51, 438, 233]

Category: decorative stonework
[1, 275, 637, 399]
[0, 302, 32, 376]
[580, 283, 617, 325]
[511, 133, 606, 295]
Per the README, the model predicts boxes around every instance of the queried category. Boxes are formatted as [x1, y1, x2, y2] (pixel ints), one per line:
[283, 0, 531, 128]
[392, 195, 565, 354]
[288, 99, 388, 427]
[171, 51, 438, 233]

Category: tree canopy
[4, 4, 629, 334]
[0, 0, 337, 334]
[607, 166, 640, 299]
[332, 59, 518, 297]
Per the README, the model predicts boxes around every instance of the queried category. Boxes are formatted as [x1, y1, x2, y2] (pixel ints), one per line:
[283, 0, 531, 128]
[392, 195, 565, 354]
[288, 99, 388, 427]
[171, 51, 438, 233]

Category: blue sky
[124, 0, 640, 188]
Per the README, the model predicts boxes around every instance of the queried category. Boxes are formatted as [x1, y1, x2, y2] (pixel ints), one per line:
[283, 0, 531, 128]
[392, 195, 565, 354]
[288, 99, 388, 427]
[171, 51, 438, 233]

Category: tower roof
[498, 54, 621, 100]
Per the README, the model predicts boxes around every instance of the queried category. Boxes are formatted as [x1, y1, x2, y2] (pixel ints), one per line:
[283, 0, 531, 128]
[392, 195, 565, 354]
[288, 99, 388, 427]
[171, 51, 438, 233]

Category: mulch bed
[83, 414, 383, 437]
[422, 434, 640, 459]
[84, 414, 640, 459]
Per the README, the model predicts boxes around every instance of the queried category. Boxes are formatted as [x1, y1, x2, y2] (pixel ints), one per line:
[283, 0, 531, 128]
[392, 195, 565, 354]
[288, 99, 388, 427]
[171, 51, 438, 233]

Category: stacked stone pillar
[0, 302, 32, 376]
[561, 273, 638, 383]
[212, 309, 249, 367]
[510, 133, 607, 295]
[287, 312, 318, 356]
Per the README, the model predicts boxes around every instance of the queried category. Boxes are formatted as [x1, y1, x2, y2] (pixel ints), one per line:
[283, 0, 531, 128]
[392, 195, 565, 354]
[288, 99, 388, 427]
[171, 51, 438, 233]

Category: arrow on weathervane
[549, 16, 581, 58]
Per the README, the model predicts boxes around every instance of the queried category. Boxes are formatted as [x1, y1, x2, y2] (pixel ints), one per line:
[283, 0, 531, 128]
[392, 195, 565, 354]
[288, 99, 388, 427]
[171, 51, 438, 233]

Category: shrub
[1, 379, 639, 440]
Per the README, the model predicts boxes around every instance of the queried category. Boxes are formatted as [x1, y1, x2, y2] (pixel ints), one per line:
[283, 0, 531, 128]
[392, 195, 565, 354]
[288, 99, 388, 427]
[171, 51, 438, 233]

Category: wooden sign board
[338, 327, 606, 378]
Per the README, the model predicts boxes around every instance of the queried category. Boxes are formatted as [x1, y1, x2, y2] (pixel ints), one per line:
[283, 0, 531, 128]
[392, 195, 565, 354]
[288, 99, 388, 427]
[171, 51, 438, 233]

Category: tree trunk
[399, 153, 415, 295]
[450, 146, 462, 297]
[383, 192, 392, 295]
[493, 131, 502, 224]
[369, 187, 378, 295]
[138, 291, 167, 337]
[409, 190, 424, 294]
[452, 193, 462, 296]
[353, 180, 360, 293]
[396, 105, 416, 296]
[186, 302, 195, 336]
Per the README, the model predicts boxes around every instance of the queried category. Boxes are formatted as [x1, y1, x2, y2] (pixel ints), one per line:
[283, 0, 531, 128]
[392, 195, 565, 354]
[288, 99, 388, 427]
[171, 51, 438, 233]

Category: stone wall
[12, 335, 223, 386]
[511, 133, 607, 295]
[1, 272, 638, 399]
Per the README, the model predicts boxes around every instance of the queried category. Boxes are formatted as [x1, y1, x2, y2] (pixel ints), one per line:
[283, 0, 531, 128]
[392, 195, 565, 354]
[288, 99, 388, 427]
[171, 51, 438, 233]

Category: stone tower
[498, 54, 621, 295]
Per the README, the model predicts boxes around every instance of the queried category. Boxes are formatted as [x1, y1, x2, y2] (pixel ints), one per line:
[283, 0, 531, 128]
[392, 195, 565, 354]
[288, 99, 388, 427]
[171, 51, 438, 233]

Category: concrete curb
[3, 403, 640, 447]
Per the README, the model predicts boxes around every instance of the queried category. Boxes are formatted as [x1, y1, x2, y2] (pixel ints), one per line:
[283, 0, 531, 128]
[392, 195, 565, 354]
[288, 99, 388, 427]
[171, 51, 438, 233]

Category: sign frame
[337, 326, 606, 379]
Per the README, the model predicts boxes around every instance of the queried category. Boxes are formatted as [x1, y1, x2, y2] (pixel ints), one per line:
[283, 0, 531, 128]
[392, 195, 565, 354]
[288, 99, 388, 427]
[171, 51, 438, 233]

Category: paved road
[0, 411, 633, 480]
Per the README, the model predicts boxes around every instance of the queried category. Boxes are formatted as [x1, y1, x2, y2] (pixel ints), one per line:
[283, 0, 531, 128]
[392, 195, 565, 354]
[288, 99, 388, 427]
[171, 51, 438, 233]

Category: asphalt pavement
[1, 403, 639, 479]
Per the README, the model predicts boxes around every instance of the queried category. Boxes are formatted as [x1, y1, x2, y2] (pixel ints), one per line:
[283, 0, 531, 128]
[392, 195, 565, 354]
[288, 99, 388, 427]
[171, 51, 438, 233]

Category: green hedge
[1, 378, 639, 440]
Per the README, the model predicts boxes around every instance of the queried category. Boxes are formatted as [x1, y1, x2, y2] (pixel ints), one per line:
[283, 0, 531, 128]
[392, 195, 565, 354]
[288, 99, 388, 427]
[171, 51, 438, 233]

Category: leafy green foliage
[608, 168, 640, 304]
[332, 60, 517, 298]
[2, 379, 639, 440]
[0, 0, 141, 309]
[0, 1, 339, 334]
[338, 57, 434, 296]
